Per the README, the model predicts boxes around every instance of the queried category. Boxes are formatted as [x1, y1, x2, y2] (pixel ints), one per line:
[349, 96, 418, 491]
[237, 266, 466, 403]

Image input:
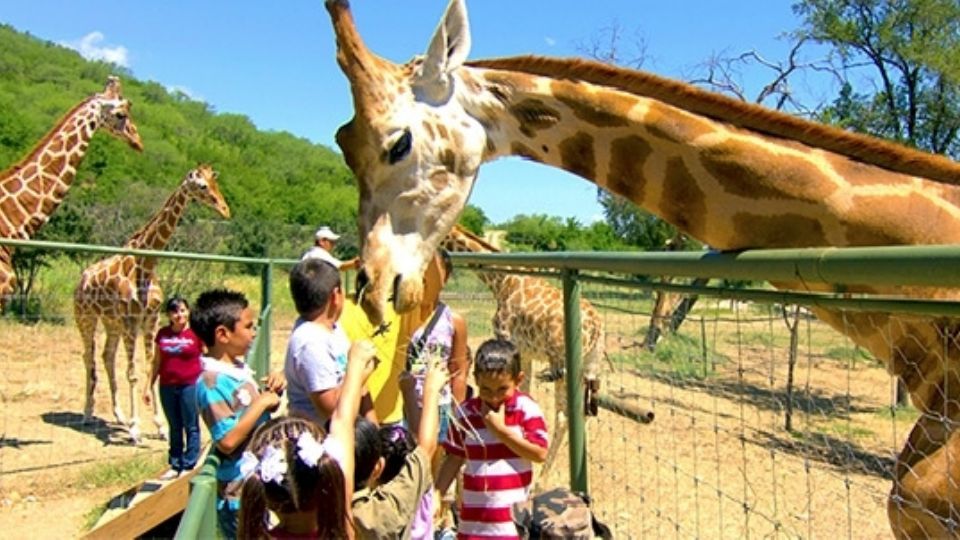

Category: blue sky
[1, 1, 832, 225]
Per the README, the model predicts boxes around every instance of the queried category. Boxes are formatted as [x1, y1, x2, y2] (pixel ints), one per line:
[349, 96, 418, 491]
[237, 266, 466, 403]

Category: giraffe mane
[468, 55, 960, 186]
[451, 224, 501, 253]
[0, 97, 94, 179]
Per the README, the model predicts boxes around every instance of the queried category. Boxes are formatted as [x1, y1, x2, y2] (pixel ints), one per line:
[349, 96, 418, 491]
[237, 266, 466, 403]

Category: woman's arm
[142, 337, 164, 404]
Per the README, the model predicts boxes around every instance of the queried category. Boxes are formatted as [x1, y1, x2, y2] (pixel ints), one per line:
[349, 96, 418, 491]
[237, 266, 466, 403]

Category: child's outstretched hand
[348, 340, 378, 380]
[422, 354, 449, 397]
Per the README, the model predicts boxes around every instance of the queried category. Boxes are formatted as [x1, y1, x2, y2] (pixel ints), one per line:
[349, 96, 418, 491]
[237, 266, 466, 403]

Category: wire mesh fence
[442, 273, 910, 539]
[0, 247, 289, 494]
[2, 240, 954, 538]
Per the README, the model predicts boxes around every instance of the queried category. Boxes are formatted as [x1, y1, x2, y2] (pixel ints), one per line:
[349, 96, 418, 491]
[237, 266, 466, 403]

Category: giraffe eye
[387, 129, 412, 165]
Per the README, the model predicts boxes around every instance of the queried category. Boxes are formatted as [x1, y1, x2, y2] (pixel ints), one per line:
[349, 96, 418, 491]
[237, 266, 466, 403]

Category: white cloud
[589, 213, 605, 224]
[61, 32, 129, 67]
[166, 84, 202, 101]
[544, 36, 557, 47]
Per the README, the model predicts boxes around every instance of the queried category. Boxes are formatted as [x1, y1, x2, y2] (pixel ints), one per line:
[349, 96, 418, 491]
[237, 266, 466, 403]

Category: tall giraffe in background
[0, 76, 143, 307]
[442, 225, 604, 477]
[326, 1, 960, 535]
[73, 164, 230, 443]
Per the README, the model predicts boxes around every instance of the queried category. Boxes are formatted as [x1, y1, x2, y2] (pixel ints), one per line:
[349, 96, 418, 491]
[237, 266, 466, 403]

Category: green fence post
[257, 261, 274, 378]
[563, 268, 588, 493]
[175, 455, 221, 539]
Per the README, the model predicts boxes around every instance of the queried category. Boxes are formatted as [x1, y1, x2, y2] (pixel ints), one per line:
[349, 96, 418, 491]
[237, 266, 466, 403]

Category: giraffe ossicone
[327, 0, 960, 536]
[73, 164, 230, 444]
[0, 76, 143, 308]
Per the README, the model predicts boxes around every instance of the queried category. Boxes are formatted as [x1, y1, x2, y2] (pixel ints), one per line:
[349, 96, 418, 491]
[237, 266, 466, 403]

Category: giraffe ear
[414, 0, 471, 102]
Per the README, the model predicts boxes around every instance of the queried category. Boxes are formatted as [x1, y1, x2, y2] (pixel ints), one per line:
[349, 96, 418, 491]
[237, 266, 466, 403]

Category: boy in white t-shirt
[284, 257, 376, 425]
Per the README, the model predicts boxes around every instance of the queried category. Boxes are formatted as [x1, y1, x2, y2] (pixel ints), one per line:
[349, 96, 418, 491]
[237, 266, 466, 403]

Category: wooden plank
[83, 468, 197, 540]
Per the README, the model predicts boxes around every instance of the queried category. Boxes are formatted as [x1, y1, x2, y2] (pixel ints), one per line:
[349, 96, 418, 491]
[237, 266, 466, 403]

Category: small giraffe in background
[0, 76, 142, 307]
[73, 164, 230, 443]
[442, 224, 605, 479]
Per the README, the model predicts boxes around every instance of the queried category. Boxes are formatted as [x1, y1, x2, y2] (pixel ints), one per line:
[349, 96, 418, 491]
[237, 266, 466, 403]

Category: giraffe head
[327, 0, 482, 324]
[95, 76, 144, 151]
[183, 164, 231, 218]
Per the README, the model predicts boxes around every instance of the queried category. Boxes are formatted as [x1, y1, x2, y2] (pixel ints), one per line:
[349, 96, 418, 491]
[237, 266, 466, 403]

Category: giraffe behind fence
[0, 76, 142, 308]
[442, 224, 604, 480]
[73, 164, 230, 443]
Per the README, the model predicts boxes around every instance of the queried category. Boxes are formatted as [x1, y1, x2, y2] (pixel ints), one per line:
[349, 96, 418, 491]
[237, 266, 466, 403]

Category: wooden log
[596, 393, 655, 424]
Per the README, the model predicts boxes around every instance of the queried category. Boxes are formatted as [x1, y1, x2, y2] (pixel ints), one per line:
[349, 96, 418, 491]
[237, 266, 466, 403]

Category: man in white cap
[302, 225, 343, 268]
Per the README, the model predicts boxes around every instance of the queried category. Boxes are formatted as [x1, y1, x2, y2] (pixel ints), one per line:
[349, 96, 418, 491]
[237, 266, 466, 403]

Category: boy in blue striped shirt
[191, 289, 285, 539]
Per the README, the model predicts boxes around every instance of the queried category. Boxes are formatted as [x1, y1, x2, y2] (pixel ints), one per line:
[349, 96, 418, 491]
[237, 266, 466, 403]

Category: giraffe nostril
[355, 268, 370, 304]
[389, 273, 402, 307]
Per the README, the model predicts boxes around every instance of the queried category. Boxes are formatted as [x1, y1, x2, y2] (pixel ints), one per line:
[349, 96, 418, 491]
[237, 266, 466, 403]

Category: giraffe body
[443, 227, 605, 476]
[326, 1, 960, 535]
[0, 77, 143, 307]
[73, 165, 230, 443]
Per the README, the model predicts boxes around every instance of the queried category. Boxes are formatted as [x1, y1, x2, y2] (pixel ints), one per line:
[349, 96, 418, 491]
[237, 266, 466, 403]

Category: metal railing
[7, 238, 960, 533]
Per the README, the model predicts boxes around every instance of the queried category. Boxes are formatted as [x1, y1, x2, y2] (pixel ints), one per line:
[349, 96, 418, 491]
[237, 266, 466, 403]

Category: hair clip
[296, 431, 324, 467]
[238, 445, 289, 485]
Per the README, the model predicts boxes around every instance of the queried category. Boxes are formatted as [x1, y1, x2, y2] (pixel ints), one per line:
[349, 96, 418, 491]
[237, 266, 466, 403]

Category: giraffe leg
[141, 311, 166, 439]
[887, 412, 960, 538]
[122, 321, 141, 444]
[75, 307, 99, 422]
[101, 328, 126, 428]
[538, 354, 568, 486]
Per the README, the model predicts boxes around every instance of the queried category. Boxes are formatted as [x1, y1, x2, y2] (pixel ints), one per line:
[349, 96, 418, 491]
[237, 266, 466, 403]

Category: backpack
[512, 487, 613, 539]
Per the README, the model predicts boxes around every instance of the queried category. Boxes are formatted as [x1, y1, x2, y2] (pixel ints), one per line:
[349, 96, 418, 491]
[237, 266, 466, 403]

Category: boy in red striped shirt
[436, 339, 549, 539]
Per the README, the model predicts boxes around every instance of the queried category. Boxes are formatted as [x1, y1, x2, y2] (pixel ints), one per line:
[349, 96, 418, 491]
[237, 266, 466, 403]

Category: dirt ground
[0, 299, 914, 539]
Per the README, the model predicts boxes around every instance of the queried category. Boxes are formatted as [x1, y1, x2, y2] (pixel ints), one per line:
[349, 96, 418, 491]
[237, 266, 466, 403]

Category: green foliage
[796, 0, 960, 157]
[612, 333, 726, 380]
[498, 213, 632, 252]
[0, 24, 356, 263]
[458, 204, 489, 235]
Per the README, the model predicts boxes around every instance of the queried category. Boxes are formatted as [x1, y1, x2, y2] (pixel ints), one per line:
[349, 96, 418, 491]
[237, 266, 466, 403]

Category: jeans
[158, 382, 200, 471]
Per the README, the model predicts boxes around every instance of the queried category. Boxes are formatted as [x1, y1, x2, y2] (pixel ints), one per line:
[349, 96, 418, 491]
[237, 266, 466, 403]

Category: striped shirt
[443, 392, 549, 540]
[196, 356, 270, 511]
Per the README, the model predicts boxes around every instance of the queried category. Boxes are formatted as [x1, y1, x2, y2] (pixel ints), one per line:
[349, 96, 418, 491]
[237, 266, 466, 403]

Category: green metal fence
[6, 237, 960, 537]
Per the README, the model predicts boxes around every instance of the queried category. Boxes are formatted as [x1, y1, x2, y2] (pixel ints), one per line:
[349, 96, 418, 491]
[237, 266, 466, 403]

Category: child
[191, 288, 285, 539]
[285, 258, 376, 425]
[143, 296, 203, 480]
[436, 339, 549, 540]
[352, 356, 447, 539]
[238, 338, 379, 538]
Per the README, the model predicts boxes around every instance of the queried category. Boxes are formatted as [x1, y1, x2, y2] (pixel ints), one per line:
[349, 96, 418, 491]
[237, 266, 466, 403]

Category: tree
[458, 204, 489, 235]
[795, 0, 960, 157]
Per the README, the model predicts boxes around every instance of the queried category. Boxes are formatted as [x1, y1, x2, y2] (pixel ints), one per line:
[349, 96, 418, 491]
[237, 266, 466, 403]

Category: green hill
[0, 23, 357, 260]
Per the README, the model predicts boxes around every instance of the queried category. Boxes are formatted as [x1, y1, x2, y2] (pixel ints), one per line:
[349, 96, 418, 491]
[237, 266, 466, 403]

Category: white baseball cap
[315, 226, 340, 241]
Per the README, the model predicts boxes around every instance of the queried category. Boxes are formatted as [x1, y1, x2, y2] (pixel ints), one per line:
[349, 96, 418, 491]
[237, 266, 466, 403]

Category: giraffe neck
[124, 187, 191, 251]
[441, 231, 512, 298]
[0, 98, 101, 241]
[462, 58, 960, 250]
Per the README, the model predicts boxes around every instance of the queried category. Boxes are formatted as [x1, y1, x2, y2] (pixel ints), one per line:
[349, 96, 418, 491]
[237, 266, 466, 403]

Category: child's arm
[417, 357, 447, 458]
[448, 311, 469, 403]
[481, 402, 549, 463]
[434, 453, 465, 494]
[329, 340, 378, 511]
[216, 390, 281, 455]
[399, 371, 421, 437]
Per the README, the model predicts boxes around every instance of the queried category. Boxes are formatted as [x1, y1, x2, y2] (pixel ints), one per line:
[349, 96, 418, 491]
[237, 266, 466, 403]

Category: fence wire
[0, 243, 948, 539]
[444, 274, 908, 539]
